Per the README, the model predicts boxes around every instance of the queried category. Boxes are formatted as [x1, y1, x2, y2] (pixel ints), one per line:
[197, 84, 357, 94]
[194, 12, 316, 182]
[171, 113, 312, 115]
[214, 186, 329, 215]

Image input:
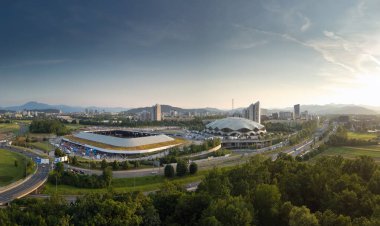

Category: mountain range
[124, 105, 221, 115]
[0, 102, 129, 113]
[0, 101, 379, 115]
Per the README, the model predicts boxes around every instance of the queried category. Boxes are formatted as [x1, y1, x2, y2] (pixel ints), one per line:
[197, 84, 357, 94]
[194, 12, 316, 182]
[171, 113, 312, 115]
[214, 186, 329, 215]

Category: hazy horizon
[1, 0, 380, 108]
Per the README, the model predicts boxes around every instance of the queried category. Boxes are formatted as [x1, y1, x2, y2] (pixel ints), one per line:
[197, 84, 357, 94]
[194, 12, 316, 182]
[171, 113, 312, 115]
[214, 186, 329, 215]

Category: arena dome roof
[206, 117, 265, 131]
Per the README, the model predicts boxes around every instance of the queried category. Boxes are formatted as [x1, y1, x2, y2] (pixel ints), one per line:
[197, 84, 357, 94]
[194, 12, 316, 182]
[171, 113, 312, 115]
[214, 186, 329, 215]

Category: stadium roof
[73, 131, 174, 148]
[206, 117, 265, 131]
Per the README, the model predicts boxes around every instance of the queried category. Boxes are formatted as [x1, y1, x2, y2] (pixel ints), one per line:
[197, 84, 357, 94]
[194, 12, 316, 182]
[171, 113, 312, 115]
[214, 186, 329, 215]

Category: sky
[1, 0, 380, 109]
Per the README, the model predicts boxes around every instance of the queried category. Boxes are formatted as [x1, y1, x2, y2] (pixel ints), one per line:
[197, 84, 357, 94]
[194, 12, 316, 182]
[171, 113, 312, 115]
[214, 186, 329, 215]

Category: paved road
[0, 146, 50, 205]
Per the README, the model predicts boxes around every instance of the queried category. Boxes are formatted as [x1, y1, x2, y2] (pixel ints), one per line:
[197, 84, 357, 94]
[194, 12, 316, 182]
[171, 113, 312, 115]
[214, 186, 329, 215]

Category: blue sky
[1, 0, 379, 108]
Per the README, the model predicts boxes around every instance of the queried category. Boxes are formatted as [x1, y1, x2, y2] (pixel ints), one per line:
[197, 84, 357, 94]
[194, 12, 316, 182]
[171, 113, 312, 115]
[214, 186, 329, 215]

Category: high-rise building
[272, 112, 279, 120]
[139, 110, 151, 121]
[243, 101, 261, 124]
[279, 111, 293, 120]
[152, 104, 162, 121]
[294, 104, 300, 120]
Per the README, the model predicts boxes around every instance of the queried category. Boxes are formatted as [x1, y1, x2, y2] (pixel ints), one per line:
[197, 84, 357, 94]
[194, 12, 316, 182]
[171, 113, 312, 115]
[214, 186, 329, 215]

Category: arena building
[205, 117, 270, 149]
[61, 129, 184, 157]
[205, 117, 266, 138]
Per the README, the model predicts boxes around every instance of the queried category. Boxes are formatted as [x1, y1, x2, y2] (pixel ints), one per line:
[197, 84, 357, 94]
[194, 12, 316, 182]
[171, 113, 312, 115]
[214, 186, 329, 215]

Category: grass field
[42, 166, 235, 195]
[0, 123, 20, 134]
[0, 149, 26, 186]
[315, 145, 380, 163]
[28, 133, 56, 139]
[347, 132, 377, 140]
[66, 124, 87, 131]
[29, 142, 54, 152]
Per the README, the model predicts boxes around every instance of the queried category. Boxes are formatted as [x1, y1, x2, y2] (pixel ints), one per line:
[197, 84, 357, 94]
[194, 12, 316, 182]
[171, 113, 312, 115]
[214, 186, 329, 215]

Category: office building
[279, 111, 293, 120]
[243, 101, 261, 124]
[294, 104, 300, 120]
[152, 104, 162, 121]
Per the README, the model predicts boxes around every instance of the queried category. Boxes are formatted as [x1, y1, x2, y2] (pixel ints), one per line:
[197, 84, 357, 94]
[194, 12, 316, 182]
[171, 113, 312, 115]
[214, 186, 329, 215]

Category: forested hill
[2, 154, 380, 225]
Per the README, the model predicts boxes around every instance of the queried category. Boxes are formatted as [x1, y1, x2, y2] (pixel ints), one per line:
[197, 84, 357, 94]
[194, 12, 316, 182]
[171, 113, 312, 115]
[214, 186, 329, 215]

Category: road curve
[0, 146, 50, 205]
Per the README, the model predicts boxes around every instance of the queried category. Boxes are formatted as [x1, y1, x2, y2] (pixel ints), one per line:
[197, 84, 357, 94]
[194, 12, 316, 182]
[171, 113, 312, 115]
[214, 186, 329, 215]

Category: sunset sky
[1, 0, 379, 109]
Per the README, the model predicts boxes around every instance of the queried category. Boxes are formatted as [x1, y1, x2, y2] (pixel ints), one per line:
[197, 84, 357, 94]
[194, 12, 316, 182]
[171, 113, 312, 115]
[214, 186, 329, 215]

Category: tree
[369, 170, 380, 194]
[289, 206, 319, 226]
[253, 184, 281, 226]
[54, 148, 65, 157]
[198, 168, 231, 198]
[112, 160, 119, 170]
[316, 209, 352, 226]
[102, 167, 113, 188]
[189, 162, 198, 175]
[176, 160, 188, 177]
[201, 196, 253, 226]
[152, 181, 184, 223]
[71, 156, 78, 166]
[164, 164, 175, 178]
[29, 119, 69, 135]
[122, 161, 129, 170]
[55, 162, 64, 174]
[0, 210, 10, 226]
[90, 161, 97, 169]
[101, 159, 108, 169]
[171, 193, 212, 225]
[14, 160, 18, 167]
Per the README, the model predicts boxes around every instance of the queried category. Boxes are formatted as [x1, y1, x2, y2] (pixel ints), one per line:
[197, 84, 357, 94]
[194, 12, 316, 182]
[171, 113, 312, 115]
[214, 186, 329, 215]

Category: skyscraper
[152, 104, 162, 121]
[294, 104, 300, 120]
[243, 101, 261, 124]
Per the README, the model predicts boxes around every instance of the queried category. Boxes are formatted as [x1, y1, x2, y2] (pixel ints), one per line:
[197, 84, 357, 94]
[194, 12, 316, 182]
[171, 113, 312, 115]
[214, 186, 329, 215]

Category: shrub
[176, 160, 188, 177]
[189, 162, 198, 175]
[164, 165, 175, 178]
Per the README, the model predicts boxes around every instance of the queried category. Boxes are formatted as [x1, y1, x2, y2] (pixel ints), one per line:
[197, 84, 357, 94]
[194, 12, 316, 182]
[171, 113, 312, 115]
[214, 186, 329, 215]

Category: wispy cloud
[0, 59, 68, 69]
[298, 13, 311, 32]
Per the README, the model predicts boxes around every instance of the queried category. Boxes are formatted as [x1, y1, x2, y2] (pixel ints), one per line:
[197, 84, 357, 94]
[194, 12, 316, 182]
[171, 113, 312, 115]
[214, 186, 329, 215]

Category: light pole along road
[0, 146, 50, 205]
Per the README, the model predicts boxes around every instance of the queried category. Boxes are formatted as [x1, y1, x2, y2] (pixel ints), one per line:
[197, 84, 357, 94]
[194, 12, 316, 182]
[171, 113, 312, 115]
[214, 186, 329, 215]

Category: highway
[0, 146, 50, 205]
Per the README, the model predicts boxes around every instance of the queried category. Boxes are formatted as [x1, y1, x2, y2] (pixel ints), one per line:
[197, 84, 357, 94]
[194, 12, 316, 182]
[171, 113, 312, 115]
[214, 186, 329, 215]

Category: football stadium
[61, 130, 184, 157]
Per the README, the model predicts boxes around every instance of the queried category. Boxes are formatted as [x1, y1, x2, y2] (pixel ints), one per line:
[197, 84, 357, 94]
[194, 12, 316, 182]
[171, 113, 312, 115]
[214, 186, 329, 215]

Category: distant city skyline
[1, 1, 380, 108]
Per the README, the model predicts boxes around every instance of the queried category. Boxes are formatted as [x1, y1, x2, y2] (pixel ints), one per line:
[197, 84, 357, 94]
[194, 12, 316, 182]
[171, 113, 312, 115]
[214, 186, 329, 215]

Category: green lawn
[0, 123, 20, 134]
[347, 132, 377, 140]
[315, 145, 380, 163]
[66, 124, 87, 131]
[29, 142, 54, 153]
[42, 166, 235, 195]
[28, 133, 56, 139]
[0, 149, 26, 186]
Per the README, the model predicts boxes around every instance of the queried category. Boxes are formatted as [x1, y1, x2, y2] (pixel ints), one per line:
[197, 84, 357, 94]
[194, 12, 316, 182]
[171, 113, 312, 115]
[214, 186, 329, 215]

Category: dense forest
[29, 119, 69, 135]
[2, 154, 380, 225]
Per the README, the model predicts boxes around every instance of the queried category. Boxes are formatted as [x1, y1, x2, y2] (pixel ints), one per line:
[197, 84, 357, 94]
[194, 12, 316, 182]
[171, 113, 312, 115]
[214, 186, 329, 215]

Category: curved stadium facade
[205, 117, 266, 138]
[62, 130, 183, 155]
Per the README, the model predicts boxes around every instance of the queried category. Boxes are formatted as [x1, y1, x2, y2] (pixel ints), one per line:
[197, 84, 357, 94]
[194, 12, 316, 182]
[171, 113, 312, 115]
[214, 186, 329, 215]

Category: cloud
[298, 13, 311, 32]
[0, 59, 68, 69]
[229, 40, 268, 50]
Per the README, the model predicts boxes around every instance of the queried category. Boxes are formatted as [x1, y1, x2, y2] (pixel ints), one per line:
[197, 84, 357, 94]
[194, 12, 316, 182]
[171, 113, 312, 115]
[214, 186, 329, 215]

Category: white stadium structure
[205, 117, 266, 138]
[61, 130, 183, 156]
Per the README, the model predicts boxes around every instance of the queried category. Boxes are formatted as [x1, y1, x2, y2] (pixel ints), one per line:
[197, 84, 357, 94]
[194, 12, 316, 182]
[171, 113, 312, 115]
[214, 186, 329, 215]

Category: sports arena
[205, 117, 266, 138]
[205, 117, 270, 149]
[61, 129, 184, 158]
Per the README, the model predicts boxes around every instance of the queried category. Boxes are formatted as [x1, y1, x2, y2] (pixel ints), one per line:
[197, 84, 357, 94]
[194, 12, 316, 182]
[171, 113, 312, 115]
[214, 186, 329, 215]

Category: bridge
[0, 146, 50, 205]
